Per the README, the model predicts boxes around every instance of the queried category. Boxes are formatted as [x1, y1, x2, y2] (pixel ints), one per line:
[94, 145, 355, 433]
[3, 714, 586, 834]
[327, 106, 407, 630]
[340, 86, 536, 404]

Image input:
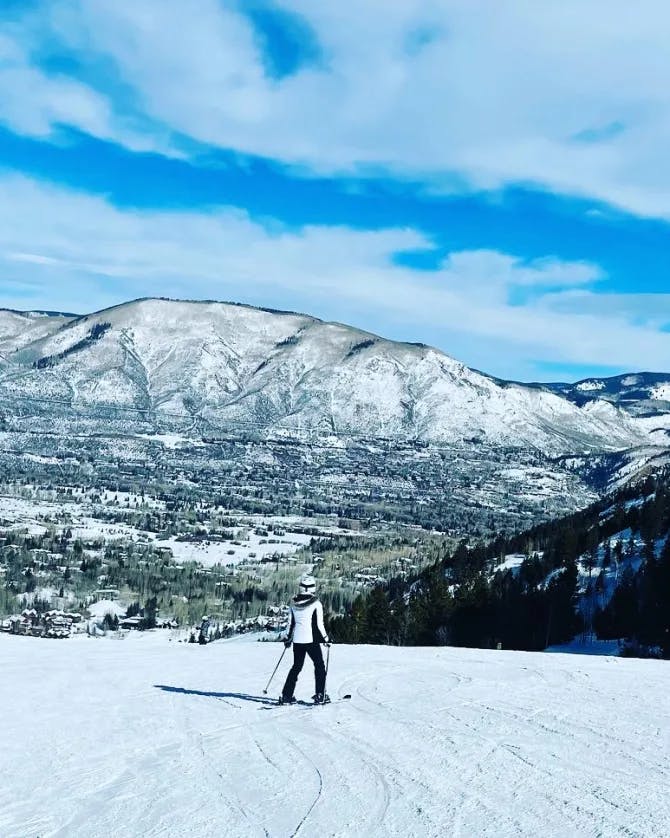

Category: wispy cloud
[3, 1, 670, 218]
[539, 289, 670, 329]
[0, 26, 167, 155]
[1, 174, 669, 378]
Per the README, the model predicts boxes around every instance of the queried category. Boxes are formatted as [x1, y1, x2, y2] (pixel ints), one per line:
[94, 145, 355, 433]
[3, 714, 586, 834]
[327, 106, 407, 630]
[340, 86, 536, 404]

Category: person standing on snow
[280, 575, 331, 704]
[198, 615, 210, 645]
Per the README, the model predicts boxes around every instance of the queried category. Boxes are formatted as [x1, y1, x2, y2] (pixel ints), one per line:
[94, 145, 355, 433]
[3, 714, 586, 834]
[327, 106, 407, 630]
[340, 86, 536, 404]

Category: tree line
[329, 470, 670, 658]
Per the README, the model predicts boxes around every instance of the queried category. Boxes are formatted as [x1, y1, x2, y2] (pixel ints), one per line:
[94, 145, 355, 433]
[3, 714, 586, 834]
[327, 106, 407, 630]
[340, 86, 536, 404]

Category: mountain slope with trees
[330, 468, 670, 658]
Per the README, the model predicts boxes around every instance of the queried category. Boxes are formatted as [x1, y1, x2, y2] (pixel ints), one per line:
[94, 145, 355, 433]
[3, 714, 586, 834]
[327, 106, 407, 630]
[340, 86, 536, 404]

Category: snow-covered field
[0, 493, 327, 566]
[161, 530, 315, 567]
[2, 634, 669, 838]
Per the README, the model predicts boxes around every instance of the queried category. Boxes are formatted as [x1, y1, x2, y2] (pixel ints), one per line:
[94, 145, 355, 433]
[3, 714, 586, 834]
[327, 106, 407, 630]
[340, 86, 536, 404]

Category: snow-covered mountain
[547, 371, 670, 416]
[545, 372, 670, 449]
[0, 297, 663, 456]
[0, 308, 72, 356]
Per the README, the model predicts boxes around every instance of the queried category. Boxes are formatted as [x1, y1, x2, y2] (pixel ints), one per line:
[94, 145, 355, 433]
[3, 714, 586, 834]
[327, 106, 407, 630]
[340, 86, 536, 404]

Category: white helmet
[299, 574, 316, 593]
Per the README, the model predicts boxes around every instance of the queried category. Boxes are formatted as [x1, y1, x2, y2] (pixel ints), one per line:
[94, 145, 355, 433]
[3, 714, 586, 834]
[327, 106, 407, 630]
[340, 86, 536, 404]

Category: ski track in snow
[2, 634, 670, 838]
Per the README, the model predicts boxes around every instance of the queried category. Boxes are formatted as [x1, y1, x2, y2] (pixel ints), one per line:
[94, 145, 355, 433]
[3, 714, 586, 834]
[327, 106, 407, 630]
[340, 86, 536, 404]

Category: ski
[261, 694, 351, 710]
[312, 694, 352, 706]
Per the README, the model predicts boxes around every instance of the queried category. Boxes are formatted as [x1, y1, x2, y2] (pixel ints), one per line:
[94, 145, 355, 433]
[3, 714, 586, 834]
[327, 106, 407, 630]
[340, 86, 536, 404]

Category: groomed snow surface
[2, 634, 669, 838]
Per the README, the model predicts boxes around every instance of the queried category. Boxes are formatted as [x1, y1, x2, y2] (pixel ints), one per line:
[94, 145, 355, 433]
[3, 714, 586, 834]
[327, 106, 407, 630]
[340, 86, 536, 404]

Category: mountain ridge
[544, 371, 670, 414]
[4, 295, 669, 388]
[0, 296, 667, 456]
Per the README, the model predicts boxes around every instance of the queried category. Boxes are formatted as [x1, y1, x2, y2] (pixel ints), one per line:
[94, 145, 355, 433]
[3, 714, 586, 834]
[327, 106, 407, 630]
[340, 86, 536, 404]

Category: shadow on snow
[154, 684, 275, 705]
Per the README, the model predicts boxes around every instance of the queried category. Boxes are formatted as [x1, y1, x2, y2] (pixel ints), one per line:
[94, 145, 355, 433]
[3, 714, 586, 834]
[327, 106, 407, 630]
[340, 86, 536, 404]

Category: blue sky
[1, 1, 669, 381]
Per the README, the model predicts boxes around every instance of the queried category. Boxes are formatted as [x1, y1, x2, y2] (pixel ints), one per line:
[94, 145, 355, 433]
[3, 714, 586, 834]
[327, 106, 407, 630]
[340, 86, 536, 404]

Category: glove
[284, 639, 292, 648]
[324, 640, 332, 647]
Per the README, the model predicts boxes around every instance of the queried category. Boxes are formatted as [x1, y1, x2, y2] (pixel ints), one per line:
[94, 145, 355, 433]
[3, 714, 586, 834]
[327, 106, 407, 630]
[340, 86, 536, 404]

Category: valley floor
[2, 634, 669, 838]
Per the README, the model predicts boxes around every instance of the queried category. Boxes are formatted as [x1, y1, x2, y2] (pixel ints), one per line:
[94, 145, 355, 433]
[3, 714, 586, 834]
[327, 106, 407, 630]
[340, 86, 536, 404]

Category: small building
[93, 588, 121, 601]
[156, 616, 178, 629]
[119, 616, 143, 630]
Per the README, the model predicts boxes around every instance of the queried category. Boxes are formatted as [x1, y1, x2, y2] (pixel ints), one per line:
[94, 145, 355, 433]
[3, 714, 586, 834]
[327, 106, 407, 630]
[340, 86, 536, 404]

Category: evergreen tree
[450, 575, 495, 648]
[595, 567, 638, 641]
[141, 597, 158, 629]
[364, 587, 402, 645]
[544, 559, 582, 645]
[102, 613, 119, 631]
[406, 569, 453, 645]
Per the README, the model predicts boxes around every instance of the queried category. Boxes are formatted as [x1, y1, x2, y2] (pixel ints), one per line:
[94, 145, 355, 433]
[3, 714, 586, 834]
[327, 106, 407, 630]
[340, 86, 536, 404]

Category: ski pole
[262, 645, 288, 695]
[323, 643, 331, 696]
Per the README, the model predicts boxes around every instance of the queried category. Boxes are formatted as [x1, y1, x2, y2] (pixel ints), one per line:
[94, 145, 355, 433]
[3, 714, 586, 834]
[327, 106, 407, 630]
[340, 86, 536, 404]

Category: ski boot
[278, 695, 296, 705]
[312, 693, 330, 705]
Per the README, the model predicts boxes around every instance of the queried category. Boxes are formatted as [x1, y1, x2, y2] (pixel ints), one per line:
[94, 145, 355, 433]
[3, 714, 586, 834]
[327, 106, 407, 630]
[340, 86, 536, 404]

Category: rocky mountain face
[0, 297, 667, 534]
[0, 297, 662, 454]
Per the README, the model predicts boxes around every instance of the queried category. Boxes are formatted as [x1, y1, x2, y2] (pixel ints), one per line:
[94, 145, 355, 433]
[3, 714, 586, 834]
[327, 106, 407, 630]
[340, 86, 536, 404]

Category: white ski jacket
[286, 595, 329, 645]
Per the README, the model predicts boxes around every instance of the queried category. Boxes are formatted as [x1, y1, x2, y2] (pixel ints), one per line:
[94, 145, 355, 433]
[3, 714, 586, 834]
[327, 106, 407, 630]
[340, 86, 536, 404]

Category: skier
[280, 575, 331, 705]
[198, 615, 210, 645]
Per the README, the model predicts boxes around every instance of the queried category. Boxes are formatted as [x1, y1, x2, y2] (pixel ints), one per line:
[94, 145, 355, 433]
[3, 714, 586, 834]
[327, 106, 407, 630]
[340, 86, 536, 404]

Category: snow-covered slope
[546, 372, 670, 447]
[548, 372, 670, 416]
[0, 298, 657, 455]
[0, 308, 73, 357]
[2, 632, 668, 837]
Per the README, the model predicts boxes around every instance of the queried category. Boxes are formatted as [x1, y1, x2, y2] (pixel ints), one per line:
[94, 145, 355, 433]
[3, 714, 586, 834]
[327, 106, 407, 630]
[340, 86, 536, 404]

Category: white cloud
[0, 32, 110, 139]
[0, 29, 166, 153]
[539, 289, 670, 329]
[4, 1, 670, 217]
[0, 174, 669, 378]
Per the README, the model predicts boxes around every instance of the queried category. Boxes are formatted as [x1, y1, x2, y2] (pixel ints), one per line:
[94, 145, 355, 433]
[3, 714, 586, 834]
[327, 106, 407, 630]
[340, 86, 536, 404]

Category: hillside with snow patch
[548, 371, 670, 421]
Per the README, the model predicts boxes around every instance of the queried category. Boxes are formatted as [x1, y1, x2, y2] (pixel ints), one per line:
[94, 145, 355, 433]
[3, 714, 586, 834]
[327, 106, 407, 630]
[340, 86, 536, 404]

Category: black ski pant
[282, 642, 325, 699]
